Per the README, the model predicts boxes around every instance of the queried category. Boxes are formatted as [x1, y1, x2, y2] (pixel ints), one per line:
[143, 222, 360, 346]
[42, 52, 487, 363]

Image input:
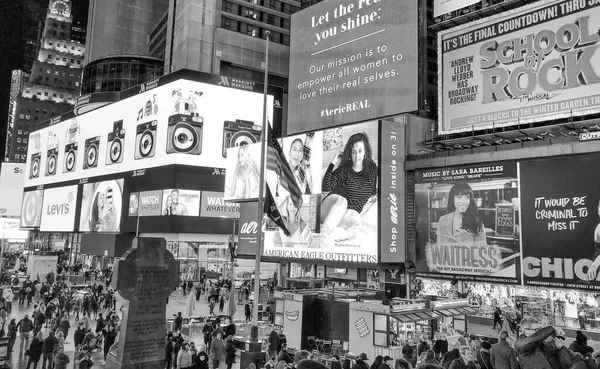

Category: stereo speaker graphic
[106, 120, 125, 165]
[135, 120, 157, 160]
[45, 148, 58, 177]
[21, 191, 42, 228]
[83, 136, 100, 170]
[29, 153, 41, 179]
[63, 142, 78, 173]
[222, 120, 262, 157]
[166, 114, 203, 155]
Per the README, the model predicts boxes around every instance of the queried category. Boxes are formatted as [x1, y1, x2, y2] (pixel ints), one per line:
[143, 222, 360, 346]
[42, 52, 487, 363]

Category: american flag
[266, 125, 303, 209]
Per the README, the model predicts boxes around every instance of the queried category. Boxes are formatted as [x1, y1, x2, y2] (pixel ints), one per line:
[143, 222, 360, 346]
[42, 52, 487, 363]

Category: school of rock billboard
[438, 0, 600, 134]
[287, 0, 418, 134]
[414, 154, 600, 290]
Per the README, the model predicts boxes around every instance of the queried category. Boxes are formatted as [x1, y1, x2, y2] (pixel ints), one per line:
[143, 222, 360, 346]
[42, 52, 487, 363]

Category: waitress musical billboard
[520, 155, 600, 290]
[414, 163, 521, 283]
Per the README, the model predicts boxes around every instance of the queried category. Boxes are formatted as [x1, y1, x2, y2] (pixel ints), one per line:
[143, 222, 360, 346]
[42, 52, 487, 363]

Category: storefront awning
[435, 306, 478, 317]
[393, 310, 441, 323]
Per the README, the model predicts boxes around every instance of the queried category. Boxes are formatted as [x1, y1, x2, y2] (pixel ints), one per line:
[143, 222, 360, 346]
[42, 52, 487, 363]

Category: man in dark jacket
[16, 314, 33, 355]
[41, 331, 58, 369]
[278, 344, 294, 364]
[33, 309, 46, 335]
[95, 313, 106, 333]
[165, 333, 174, 369]
[352, 353, 370, 369]
[476, 341, 493, 369]
[73, 323, 86, 352]
[380, 356, 393, 369]
[491, 331, 519, 369]
[269, 328, 279, 360]
[515, 317, 558, 369]
[224, 318, 236, 338]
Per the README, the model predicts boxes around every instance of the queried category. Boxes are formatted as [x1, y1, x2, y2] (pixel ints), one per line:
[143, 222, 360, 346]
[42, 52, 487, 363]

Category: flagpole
[253, 30, 270, 325]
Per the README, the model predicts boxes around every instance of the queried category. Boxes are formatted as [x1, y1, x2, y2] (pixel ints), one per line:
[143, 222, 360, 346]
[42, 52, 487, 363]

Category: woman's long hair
[340, 132, 376, 170]
[447, 183, 482, 235]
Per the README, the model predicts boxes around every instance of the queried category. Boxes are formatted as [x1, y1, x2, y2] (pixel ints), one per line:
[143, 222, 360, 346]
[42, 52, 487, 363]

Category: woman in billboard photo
[89, 189, 117, 232]
[288, 136, 314, 195]
[436, 183, 486, 245]
[276, 195, 312, 245]
[320, 132, 377, 243]
[225, 145, 260, 200]
[586, 199, 600, 280]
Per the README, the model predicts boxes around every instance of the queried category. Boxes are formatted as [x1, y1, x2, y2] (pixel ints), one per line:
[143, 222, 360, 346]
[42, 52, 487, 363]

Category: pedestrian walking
[25, 331, 43, 369]
[17, 313, 33, 355]
[490, 331, 519, 369]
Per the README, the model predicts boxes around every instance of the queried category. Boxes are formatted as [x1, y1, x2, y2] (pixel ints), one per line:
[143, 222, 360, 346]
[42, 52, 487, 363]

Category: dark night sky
[0, 0, 89, 164]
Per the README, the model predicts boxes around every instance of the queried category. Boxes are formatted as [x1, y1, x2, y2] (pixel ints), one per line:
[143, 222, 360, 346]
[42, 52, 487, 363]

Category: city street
[4, 287, 255, 369]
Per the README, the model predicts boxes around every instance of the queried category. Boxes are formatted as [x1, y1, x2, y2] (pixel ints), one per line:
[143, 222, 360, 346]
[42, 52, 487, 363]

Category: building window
[59, 94, 64, 98]
[373, 314, 388, 347]
[23, 139, 28, 144]
[44, 92, 49, 96]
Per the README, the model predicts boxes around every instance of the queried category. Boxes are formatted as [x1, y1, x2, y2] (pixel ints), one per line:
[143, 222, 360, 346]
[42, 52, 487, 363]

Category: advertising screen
[438, 0, 600, 134]
[20, 190, 44, 229]
[238, 121, 380, 265]
[223, 143, 264, 202]
[161, 189, 201, 216]
[287, 0, 418, 134]
[39, 185, 78, 232]
[79, 179, 124, 232]
[200, 191, 240, 218]
[23, 71, 280, 188]
[414, 163, 521, 284]
[0, 163, 25, 217]
[520, 155, 600, 290]
[434, 0, 480, 17]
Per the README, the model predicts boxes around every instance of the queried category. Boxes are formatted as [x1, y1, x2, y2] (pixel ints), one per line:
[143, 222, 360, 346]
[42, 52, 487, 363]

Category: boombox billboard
[23, 71, 283, 188]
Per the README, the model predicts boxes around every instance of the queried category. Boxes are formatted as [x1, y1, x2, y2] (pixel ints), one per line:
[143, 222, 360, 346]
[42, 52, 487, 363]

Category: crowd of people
[0, 268, 122, 369]
[166, 314, 239, 369]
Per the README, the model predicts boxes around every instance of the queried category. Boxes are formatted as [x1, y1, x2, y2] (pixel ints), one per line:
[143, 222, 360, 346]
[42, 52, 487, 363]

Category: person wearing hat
[352, 353, 369, 369]
[380, 356, 394, 369]
[476, 342, 493, 369]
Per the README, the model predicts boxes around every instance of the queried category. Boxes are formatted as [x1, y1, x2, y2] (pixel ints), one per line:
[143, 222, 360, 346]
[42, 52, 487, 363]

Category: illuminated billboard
[238, 121, 381, 265]
[438, 0, 600, 134]
[23, 72, 281, 188]
[287, 0, 418, 134]
[40, 185, 79, 232]
[79, 179, 124, 232]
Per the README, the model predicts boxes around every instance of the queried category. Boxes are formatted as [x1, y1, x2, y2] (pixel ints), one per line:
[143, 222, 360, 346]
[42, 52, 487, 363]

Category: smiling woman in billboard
[436, 183, 486, 245]
[225, 145, 260, 199]
[320, 132, 377, 241]
[288, 138, 314, 194]
[90, 189, 117, 232]
[277, 195, 312, 244]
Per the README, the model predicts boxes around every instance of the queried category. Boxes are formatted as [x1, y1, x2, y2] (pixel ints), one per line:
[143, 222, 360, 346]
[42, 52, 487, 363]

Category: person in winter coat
[103, 325, 118, 362]
[370, 356, 384, 369]
[244, 302, 251, 322]
[278, 344, 294, 364]
[269, 329, 279, 359]
[195, 345, 210, 369]
[53, 347, 70, 369]
[165, 333, 174, 369]
[41, 331, 58, 369]
[26, 331, 43, 369]
[449, 346, 477, 369]
[58, 315, 70, 340]
[476, 342, 493, 369]
[352, 353, 370, 369]
[73, 323, 86, 353]
[6, 319, 16, 353]
[177, 342, 192, 369]
[490, 331, 519, 369]
[202, 321, 214, 348]
[210, 332, 224, 369]
[174, 312, 183, 332]
[225, 336, 237, 369]
[442, 342, 461, 369]
[17, 314, 33, 354]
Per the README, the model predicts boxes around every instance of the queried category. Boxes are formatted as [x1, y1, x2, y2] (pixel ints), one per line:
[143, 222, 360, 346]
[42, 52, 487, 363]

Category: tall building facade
[4, 0, 87, 163]
[84, 0, 306, 98]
